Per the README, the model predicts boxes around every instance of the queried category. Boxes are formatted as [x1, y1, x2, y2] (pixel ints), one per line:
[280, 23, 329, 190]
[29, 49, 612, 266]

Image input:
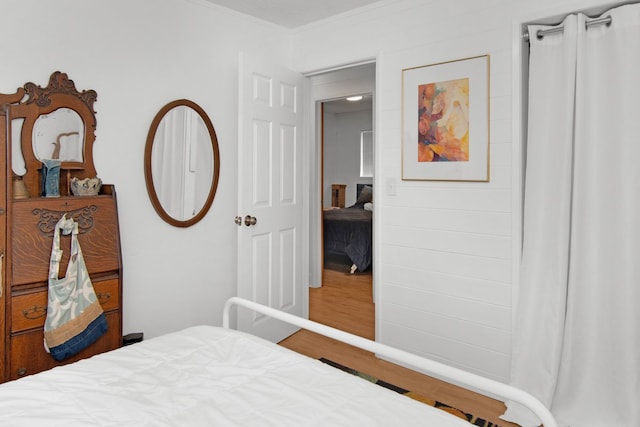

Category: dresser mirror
[144, 99, 220, 227]
[32, 107, 84, 162]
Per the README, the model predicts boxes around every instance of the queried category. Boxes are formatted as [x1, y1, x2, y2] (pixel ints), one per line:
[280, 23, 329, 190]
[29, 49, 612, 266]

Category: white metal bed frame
[223, 297, 557, 427]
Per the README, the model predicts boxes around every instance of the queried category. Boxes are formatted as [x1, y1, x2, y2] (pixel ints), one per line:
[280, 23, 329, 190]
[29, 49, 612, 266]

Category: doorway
[307, 62, 375, 338]
[321, 95, 373, 274]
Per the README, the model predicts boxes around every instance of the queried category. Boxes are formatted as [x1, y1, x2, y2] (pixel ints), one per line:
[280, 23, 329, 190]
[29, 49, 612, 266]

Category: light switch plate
[386, 177, 396, 196]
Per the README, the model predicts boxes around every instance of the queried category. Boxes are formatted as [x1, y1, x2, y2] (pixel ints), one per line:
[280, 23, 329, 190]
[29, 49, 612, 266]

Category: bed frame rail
[223, 297, 556, 427]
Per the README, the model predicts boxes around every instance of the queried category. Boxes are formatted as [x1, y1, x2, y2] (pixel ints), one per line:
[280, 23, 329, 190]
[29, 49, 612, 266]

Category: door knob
[244, 215, 257, 226]
[234, 216, 242, 226]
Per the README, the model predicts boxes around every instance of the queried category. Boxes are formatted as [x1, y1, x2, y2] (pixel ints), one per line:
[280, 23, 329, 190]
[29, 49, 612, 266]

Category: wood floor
[279, 268, 519, 427]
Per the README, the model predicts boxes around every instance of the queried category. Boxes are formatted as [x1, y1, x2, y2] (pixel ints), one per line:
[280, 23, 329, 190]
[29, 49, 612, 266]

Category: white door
[237, 53, 306, 343]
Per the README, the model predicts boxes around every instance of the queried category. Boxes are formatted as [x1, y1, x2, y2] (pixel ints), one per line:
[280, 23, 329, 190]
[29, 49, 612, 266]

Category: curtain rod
[523, 15, 612, 42]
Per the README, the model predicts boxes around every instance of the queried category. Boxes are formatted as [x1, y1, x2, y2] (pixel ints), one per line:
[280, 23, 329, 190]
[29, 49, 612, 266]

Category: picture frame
[402, 55, 489, 181]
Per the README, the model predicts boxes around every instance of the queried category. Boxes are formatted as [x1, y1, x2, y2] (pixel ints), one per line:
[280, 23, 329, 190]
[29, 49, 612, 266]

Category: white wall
[2, 0, 625, 384]
[292, 0, 623, 382]
[0, 0, 290, 339]
[323, 109, 373, 208]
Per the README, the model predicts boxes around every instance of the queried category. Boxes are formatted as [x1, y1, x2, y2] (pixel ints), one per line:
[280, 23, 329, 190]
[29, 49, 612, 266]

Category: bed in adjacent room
[323, 184, 373, 273]
[0, 297, 557, 427]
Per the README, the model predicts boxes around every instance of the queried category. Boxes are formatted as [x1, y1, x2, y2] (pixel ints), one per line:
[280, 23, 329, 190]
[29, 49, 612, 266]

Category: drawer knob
[97, 292, 111, 304]
[16, 367, 27, 377]
[23, 305, 47, 320]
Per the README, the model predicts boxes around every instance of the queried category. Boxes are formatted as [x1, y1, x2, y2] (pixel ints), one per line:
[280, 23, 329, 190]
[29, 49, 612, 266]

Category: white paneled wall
[293, 0, 621, 382]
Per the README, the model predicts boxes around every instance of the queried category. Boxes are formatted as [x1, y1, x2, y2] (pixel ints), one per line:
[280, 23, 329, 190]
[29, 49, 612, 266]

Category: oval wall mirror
[144, 99, 220, 227]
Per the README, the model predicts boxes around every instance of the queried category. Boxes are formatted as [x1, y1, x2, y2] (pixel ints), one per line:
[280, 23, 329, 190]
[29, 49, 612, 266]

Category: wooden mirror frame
[0, 72, 98, 197]
[144, 99, 220, 227]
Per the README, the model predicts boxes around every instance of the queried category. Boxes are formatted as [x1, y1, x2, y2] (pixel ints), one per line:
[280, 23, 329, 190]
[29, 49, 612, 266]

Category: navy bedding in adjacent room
[323, 185, 372, 272]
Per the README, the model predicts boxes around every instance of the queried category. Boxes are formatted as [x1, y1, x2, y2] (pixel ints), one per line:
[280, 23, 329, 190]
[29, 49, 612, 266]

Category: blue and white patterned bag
[43, 215, 108, 361]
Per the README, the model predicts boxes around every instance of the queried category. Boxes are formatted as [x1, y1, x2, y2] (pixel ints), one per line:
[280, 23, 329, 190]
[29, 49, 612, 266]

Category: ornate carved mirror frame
[0, 71, 98, 198]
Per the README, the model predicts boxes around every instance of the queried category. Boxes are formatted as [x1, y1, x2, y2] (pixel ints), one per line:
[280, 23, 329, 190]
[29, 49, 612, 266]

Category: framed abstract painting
[402, 55, 489, 181]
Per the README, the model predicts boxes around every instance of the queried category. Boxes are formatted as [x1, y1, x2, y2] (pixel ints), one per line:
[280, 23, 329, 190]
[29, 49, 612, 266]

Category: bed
[0, 297, 557, 427]
[323, 184, 373, 273]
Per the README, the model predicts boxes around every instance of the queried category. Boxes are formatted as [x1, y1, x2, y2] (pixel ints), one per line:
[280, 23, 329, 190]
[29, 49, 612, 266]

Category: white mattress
[0, 326, 472, 426]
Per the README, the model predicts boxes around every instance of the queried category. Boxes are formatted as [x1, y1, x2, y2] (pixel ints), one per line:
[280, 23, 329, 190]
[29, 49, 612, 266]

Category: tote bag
[43, 215, 108, 361]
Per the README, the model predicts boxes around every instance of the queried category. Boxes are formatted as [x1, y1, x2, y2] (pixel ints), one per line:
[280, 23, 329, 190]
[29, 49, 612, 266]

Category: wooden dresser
[0, 73, 123, 382]
[331, 184, 346, 208]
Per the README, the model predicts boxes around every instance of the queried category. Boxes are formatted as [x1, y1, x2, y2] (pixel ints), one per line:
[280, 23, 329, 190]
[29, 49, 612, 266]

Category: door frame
[303, 58, 377, 297]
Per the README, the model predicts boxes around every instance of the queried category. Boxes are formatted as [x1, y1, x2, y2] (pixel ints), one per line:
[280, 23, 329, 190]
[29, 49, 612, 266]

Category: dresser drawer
[9, 310, 121, 380]
[11, 278, 120, 333]
[11, 196, 121, 286]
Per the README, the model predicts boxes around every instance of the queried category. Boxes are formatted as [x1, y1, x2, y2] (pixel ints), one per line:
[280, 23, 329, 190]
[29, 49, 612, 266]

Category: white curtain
[153, 110, 186, 219]
[503, 5, 640, 427]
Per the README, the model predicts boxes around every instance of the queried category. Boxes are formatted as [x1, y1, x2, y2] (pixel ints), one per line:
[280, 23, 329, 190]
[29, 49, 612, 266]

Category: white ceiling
[324, 95, 372, 114]
[203, 0, 383, 28]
